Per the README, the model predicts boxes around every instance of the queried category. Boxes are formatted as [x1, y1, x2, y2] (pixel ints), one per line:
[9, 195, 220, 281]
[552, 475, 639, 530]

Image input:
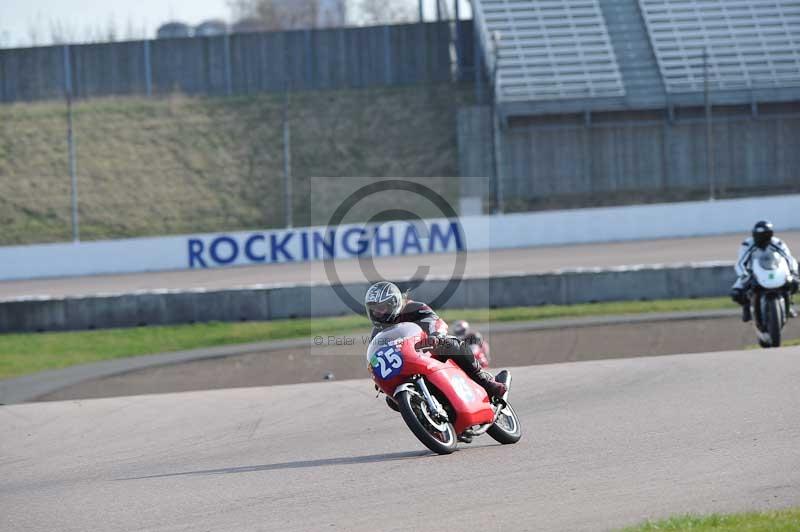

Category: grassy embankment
[620, 507, 800, 531]
[0, 297, 733, 379]
[0, 84, 466, 245]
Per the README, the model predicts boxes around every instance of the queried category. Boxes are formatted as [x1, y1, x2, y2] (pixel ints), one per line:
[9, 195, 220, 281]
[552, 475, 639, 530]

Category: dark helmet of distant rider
[365, 281, 405, 326]
[752, 220, 774, 249]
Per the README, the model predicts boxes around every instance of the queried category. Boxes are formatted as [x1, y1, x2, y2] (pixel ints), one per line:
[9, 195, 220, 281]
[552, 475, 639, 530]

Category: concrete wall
[0, 22, 475, 103]
[0, 263, 735, 333]
[460, 104, 800, 209]
[1, 194, 797, 282]
[457, 106, 493, 199]
[504, 111, 800, 203]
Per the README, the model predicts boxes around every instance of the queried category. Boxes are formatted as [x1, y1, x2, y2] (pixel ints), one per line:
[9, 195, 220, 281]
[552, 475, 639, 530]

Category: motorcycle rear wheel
[396, 390, 457, 455]
[487, 401, 522, 444]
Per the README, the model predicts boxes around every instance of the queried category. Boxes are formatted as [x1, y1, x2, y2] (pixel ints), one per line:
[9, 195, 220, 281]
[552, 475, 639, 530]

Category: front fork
[415, 377, 448, 421]
[394, 377, 448, 422]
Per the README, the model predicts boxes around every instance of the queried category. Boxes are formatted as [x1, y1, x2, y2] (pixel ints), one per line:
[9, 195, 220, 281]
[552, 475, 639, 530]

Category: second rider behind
[452, 320, 491, 368]
[731, 220, 799, 322]
[365, 281, 507, 399]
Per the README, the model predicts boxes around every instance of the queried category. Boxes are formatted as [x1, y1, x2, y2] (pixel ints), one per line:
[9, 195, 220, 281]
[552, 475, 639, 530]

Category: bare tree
[324, 0, 348, 28]
[126, 19, 148, 41]
[85, 22, 110, 43]
[76, 17, 119, 43]
[228, 0, 255, 22]
[82, 24, 97, 43]
[49, 19, 77, 45]
[105, 16, 118, 42]
[356, 0, 416, 26]
[229, 0, 345, 31]
[27, 21, 41, 47]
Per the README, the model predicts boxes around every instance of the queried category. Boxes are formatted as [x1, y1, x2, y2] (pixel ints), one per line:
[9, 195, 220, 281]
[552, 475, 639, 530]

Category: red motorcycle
[471, 340, 491, 370]
[368, 322, 522, 454]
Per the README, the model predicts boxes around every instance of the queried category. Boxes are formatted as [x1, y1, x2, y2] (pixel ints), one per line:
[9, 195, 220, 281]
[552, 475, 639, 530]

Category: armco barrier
[0, 263, 734, 333]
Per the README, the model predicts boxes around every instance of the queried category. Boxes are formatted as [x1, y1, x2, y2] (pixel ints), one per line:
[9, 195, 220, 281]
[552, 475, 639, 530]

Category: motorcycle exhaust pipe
[469, 423, 493, 436]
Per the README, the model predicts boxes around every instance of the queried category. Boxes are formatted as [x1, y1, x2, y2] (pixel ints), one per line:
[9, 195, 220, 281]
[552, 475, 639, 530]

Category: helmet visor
[754, 232, 772, 248]
[369, 302, 394, 321]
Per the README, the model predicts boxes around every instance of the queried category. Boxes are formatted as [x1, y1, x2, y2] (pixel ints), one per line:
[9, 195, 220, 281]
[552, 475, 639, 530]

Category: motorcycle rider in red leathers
[451, 320, 490, 368]
[365, 282, 507, 405]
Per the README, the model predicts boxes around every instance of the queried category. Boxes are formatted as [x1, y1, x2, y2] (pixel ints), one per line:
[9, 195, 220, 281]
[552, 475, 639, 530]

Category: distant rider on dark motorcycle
[365, 281, 506, 399]
[730, 220, 799, 322]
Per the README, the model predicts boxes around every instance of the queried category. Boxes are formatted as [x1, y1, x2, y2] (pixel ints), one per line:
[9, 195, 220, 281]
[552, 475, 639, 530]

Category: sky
[0, 0, 229, 47]
[0, 0, 470, 49]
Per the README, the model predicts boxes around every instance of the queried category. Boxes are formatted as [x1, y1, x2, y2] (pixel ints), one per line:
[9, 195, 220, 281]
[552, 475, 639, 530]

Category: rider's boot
[457, 433, 474, 444]
[474, 370, 507, 399]
[742, 304, 752, 323]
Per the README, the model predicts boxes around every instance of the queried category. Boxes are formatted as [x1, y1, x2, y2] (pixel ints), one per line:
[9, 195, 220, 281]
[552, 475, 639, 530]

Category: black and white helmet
[365, 281, 404, 325]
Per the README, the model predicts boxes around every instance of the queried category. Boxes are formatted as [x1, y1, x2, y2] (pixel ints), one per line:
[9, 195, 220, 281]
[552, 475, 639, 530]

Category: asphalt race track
[3, 232, 799, 299]
[33, 312, 800, 403]
[3, 347, 799, 532]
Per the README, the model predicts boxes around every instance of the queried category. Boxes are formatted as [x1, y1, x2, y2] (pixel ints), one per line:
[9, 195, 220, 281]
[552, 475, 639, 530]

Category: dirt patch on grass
[36, 315, 799, 401]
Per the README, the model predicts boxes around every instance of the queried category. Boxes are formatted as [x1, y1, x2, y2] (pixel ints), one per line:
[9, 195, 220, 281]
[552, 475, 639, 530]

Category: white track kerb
[0, 195, 798, 282]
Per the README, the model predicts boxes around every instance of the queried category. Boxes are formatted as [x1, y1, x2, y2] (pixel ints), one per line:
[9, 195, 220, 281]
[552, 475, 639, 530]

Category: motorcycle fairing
[424, 361, 494, 434]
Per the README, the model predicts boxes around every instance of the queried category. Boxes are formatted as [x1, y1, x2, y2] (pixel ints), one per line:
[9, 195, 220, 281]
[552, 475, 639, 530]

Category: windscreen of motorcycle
[757, 250, 781, 270]
[753, 250, 789, 289]
[366, 322, 424, 367]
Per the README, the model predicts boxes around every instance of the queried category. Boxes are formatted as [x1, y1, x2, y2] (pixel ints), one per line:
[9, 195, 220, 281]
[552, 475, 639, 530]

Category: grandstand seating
[472, 0, 626, 101]
[638, 0, 800, 92]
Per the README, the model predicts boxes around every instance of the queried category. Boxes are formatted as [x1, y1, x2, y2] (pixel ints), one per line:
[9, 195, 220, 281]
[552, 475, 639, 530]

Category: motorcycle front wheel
[396, 390, 457, 455]
[766, 296, 783, 347]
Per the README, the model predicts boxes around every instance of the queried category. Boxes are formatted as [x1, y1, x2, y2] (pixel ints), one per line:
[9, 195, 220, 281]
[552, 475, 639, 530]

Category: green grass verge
[0, 297, 733, 380]
[620, 507, 800, 531]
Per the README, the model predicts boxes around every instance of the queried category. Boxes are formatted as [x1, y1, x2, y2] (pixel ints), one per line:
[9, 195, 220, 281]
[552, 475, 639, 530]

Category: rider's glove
[415, 333, 437, 350]
[426, 332, 446, 348]
[435, 333, 462, 350]
[790, 277, 800, 294]
[417, 332, 456, 350]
